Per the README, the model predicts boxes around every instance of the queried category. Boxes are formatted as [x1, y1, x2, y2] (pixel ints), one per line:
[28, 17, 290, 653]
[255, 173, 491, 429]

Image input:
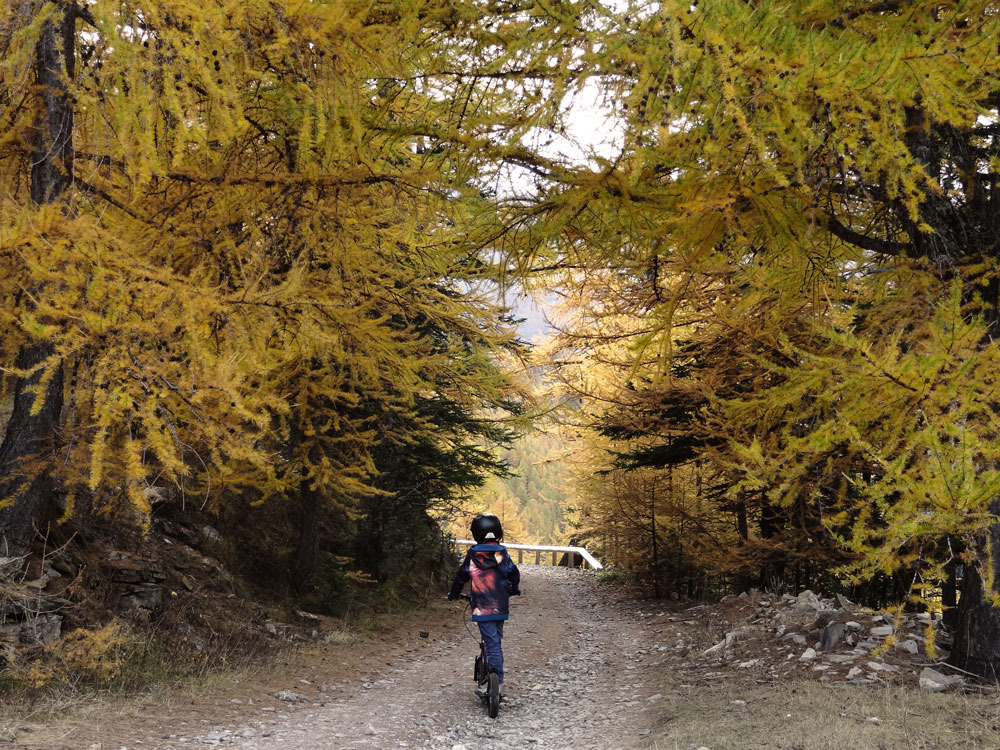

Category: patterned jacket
[449, 543, 521, 622]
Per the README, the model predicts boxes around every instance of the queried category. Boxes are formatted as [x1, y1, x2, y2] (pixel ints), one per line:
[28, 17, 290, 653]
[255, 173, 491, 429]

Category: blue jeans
[478, 620, 505, 683]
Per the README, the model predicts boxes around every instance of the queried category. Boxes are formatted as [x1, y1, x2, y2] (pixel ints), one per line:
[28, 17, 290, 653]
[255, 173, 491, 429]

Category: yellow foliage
[1, 0, 545, 531]
[535, 1, 1000, 609]
[26, 622, 127, 688]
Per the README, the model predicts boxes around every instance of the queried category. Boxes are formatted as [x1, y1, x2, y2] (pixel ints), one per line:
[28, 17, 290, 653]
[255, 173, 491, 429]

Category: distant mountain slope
[461, 431, 571, 546]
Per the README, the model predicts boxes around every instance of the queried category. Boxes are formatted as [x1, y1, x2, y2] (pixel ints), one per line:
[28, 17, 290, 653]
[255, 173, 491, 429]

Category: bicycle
[458, 593, 501, 718]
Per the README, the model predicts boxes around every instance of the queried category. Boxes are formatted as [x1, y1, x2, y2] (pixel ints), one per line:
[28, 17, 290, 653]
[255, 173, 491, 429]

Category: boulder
[25, 614, 63, 645]
[121, 583, 163, 612]
[793, 590, 823, 611]
[0, 613, 63, 648]
[703, 628, 744, 656]
[106, 557, 166, 585]
[820, 621, 847, 650]
[835, 593, 857, 612]
[919, 667, 963, 693]
[158, 520, 200, 547]
[201, 525, 223, 543]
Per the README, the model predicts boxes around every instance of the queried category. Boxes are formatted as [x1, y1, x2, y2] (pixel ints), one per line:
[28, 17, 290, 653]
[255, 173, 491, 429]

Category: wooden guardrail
[452, 539, 603, 570]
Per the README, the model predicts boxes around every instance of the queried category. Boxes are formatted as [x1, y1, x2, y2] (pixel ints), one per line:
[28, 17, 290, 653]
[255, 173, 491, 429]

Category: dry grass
[0, 595, 459, 748]
[648, 679, 1000, 750]
[323, 626, 361, 645]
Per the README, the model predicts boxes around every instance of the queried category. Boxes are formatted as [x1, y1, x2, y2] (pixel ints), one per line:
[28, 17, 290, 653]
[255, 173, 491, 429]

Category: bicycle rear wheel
[487, 671, 500, 718]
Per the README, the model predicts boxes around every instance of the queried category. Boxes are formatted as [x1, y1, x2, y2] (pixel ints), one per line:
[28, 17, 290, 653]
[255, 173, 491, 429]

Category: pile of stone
[698, 589, 968, 692]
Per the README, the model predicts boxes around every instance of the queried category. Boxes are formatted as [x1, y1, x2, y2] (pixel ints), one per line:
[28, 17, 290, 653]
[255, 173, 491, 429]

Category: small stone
[897, 639, 919, 655]
[836, 593, 857, 611]
[794, 590, 823, 611]
[919, 666, 962, 692]
[866, 661, 898, 672]
[820, 621, 847, 650]
[827, 654, 856, 664]
[799, 647, 817, 661]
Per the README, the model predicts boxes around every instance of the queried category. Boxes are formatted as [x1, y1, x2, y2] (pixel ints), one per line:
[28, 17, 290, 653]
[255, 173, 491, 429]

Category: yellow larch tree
[526, 1, 1000, 675]
[0, 0, 586, 576]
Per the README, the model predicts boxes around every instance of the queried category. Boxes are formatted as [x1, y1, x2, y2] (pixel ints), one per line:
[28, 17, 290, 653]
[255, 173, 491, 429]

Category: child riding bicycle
[448, 513, 521, 694]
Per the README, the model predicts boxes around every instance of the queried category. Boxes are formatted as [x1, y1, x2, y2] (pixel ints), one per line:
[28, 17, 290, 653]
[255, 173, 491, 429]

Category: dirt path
[14, 567, 663, 750]
[13, 569, 1000, 749]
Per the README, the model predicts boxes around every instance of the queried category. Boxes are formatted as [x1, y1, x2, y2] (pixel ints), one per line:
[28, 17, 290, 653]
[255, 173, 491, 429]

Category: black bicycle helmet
[471, 513, 503, 543]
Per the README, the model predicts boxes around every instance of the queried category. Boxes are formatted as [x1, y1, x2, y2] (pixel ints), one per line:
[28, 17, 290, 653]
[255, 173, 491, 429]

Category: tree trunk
[758, 498, 786, 591]
[735, 499, 749, 543]
[948, 501, 1000, 680]
[0, 5, 75, 558]
[649, 484, 659, 598]
[293, 479, 322, 590]
[949, 564, 1000, 680]
[941, 558, 958, 631]
[0, 343, 64, 557]
[29, 5, 76, 204]
[289, 416, 323, 590]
